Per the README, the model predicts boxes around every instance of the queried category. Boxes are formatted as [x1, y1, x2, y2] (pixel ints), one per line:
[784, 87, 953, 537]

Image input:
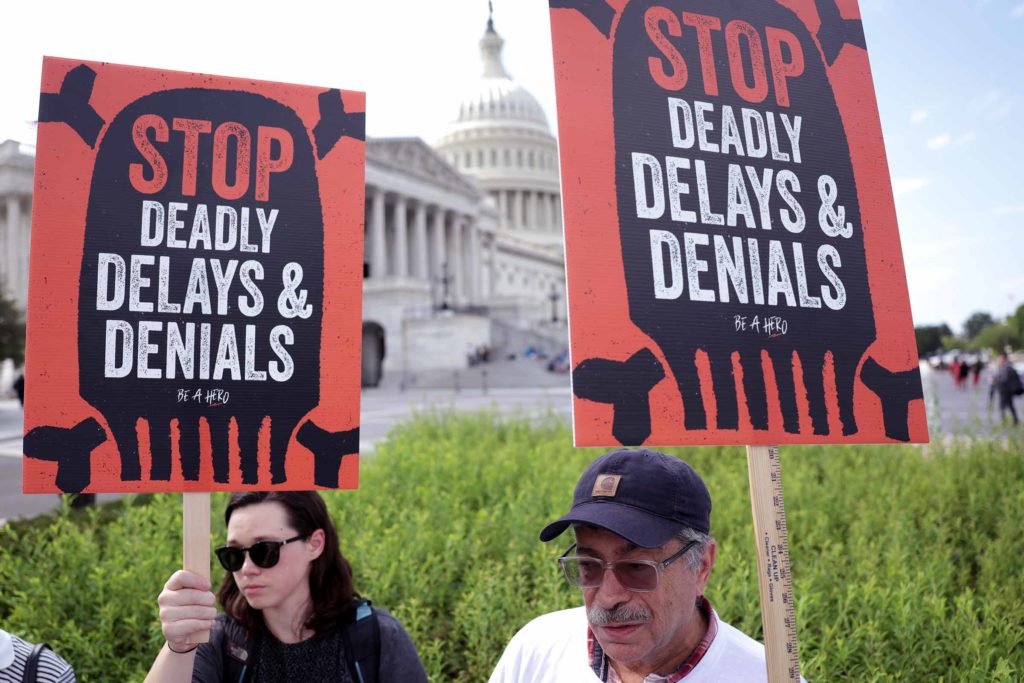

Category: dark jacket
[191, 608, 427, 683]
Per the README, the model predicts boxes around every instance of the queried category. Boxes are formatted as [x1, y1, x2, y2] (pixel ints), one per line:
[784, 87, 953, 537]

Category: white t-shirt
[488, 607, 806, 683]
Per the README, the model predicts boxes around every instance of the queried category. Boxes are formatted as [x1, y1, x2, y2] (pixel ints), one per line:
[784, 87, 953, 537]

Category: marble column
[468, 223, 481, 304]
[370, 187, 386, 279]
[512, 190, 523, 231]
[497, 191, 507, 229]
[431, 206, 446, 282]
[392, 195, 408, 277]
[5, 197, 19, 297]
[451, 215, 464, 304]
[412, 200, 428, 279]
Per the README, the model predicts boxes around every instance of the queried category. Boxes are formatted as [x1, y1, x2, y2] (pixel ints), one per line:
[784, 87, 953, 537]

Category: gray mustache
[587, 603, 653, 626]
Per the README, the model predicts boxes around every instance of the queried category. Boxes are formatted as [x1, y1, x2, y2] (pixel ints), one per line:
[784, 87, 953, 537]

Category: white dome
[447, 22, 551, 135]
[454, 78, 550, 132]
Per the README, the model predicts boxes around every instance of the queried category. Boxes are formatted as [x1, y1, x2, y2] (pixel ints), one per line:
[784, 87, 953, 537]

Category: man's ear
[695, 539, 717, 592]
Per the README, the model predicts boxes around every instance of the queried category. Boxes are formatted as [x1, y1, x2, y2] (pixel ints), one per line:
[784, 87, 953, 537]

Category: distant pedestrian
[12, 373, 24, 406]
[990, 352, 1022, 426]
[971, 358, 984, 387]
[0, 628, 77, 682]
[957, 357, 970, 390]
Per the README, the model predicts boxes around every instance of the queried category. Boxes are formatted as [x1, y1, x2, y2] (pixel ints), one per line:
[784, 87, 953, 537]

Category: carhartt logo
[592, 474, 622, 497]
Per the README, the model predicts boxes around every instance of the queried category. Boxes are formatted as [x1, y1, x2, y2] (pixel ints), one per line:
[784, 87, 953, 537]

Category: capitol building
[0, 16, 566, 387]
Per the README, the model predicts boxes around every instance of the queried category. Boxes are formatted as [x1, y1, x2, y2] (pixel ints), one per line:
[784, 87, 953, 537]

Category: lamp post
[548, 285, 561, 323]
[437, 261, 454, 311]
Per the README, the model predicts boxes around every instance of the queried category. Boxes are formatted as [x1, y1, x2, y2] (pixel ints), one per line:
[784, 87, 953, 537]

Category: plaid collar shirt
[587, 596, 718, 682]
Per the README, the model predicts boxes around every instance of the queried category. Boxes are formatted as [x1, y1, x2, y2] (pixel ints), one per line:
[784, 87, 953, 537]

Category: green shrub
[1, 413, 1022, 681]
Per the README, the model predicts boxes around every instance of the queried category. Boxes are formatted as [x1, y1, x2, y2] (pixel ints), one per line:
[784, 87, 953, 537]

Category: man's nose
[593, 566, 632, 607]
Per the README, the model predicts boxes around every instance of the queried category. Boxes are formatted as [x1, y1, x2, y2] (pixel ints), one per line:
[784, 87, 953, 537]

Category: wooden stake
[183, 491, 211, 644]
[746, 445, 801, 682]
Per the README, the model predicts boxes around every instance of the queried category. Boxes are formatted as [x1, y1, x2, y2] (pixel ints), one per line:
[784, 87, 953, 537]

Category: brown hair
[217, 491, 356, 636]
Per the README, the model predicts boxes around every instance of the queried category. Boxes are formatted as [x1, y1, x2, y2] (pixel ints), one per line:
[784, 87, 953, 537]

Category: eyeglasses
[215, 533, 310, 572]
[558, 540, 700, 593]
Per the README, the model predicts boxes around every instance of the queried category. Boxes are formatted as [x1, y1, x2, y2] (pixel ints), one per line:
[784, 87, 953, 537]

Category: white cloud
[955, 131, 976, 145]
[1012, 2, 1024, 17]
[910, 108, 929, 124]
[892, 177, 931, 195]
[926, 133, 951, 150]
[993, 205, 1024, 216]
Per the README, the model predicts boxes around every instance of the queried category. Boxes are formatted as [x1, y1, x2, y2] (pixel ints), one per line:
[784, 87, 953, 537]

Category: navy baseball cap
[540, 449, 712, 548]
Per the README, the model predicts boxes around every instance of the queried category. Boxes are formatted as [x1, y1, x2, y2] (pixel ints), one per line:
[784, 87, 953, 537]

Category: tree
[0, 287, 25, 364]
[969, 323, 1022, 353]
[914, 324, 952, 357]
[1010, 304, 1024, 340]
[963, 311, 995, 341]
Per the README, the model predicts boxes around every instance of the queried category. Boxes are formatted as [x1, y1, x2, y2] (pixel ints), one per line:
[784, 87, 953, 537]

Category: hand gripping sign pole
[24, 57, 367, 646]
[549, 1, 927, 681]
[183, 493, 211, 644]
[747, 446, 800, 682]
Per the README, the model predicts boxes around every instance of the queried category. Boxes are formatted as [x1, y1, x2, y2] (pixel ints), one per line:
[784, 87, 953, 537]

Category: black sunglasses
[215, 533, 310, 572]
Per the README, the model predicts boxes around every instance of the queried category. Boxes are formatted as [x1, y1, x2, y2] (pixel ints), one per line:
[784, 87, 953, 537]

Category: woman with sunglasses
[144, 491, 427, 682]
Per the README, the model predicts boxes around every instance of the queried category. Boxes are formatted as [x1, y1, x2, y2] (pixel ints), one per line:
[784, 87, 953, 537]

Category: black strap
[24, 643, 50, 683]
[342, 600, 380, 683]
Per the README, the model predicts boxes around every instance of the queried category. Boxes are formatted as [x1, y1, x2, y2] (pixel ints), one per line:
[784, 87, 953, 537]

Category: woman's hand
[157, 570, 217, 650]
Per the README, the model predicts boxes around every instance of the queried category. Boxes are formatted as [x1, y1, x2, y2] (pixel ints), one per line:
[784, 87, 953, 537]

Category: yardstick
[746, 445, 801, 682]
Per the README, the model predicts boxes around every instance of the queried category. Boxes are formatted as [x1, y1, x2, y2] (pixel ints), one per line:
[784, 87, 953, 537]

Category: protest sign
[23, 57, 365, 494]
[550, 0, 928, 447]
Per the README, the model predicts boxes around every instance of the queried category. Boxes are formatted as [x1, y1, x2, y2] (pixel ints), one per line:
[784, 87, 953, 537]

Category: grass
[1, 412, 1021, 681]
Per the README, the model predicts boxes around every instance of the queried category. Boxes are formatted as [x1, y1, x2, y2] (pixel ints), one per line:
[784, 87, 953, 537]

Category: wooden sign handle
[183, 492, 211, 644]
[746, 445, 801, 682]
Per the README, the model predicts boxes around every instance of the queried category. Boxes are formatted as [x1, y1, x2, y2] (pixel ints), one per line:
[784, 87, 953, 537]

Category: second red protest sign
[551, 0, 928, 447]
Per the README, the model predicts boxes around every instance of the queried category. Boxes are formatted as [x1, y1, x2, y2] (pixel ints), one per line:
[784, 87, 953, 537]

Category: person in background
[957, 356, 970, 390]
[990, 351, 1022, 426]
[0, 627, 77, 682]
[490, 449, 806, 683]
[145, 491, 427, 683]
[971, 357, 984, 387]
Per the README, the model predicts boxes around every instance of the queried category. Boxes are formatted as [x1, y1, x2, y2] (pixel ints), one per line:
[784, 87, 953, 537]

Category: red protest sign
[23, 57, 365, 493]
[551, 0, 927, 446]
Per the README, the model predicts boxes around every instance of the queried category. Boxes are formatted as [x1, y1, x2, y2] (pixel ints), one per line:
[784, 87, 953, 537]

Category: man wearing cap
[489, 448, 803, 683]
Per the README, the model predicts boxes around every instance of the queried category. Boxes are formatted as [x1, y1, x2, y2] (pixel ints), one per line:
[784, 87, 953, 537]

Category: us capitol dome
[436, 13, 563, 255]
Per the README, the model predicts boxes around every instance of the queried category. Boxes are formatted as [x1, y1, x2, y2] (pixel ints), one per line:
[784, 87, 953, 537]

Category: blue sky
[859, 0, 1024, 330]
[1, 0, 1020, 333]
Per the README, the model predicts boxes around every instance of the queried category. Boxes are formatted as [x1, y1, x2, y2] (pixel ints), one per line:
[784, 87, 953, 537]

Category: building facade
[0, 140, 33, 311]
[436, 17, 567, 330]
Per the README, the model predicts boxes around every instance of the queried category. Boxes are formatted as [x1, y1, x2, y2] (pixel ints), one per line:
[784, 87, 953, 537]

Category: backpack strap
[217, 617, 256, 683]
[24, 643, 50, 683]
[342, 599, 381, 683]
